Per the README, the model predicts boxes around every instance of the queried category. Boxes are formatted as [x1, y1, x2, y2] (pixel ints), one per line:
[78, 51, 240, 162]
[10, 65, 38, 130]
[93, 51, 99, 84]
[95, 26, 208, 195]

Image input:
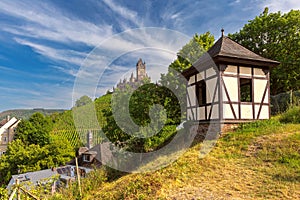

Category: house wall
[0, 117, 20, 156]
[221, 65, 269, 120]
[186, 66, 220, 122]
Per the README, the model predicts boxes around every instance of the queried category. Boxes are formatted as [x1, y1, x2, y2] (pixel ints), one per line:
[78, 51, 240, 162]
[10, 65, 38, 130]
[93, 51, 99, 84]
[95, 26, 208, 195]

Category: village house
[0, 116, 20, 156]
[182, 30, 280, 135]
[6, 165, 93, 195]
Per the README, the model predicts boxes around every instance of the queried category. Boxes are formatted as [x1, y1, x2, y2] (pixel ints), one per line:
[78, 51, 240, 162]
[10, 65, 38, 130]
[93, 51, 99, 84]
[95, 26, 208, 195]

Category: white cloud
[14, 38, 87, 66]
[102, 0, 142, 27]
[11, 83, 73, 109]
[0, 1, 113, 46]
[259, 0, 300, 13]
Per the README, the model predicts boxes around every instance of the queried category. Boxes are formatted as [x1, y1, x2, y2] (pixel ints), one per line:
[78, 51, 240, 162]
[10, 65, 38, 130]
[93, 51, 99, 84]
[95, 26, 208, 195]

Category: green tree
[102, 33, 215, 152]
[167, 32, 215, 72]
[229, 8, 300, 94]
[103, 83, 179, 152]
[0, 136, 75, 185]
[75, 95, 93, 107]
[15, 113, 53, 146]
[0, 187, 7, 200]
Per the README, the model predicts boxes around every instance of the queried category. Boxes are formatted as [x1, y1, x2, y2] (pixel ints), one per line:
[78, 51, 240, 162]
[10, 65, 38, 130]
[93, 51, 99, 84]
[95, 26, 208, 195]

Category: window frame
[240, 78, 253, 102]
[196, 80, 206, 106]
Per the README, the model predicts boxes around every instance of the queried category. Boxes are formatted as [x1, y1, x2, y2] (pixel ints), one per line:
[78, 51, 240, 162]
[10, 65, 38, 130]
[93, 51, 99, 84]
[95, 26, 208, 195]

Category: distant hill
[0, 108, 66, 120]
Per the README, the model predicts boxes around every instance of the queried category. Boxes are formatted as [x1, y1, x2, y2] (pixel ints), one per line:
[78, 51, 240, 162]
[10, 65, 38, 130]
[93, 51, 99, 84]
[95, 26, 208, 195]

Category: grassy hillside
[0, 108, 65, 120]
[50, 111, 300, 200]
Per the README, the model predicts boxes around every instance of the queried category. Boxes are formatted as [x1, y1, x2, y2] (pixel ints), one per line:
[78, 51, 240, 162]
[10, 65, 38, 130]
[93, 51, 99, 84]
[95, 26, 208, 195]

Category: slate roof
[7, 169, 58, 190]
[0, 119, 8, 127]
[182, 33, 280, 77]
[207, 35, 279, 64]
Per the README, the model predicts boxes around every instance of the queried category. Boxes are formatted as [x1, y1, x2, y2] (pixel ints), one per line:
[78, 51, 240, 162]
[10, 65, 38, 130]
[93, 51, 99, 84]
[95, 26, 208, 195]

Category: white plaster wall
[254, 68, 266, 77]
[264, 88, 269, 104]
[254, 79, 268, 103]
[188, 75, 195, 85]
[223, 104, 238, 119]
[197, 107, 206, 120]
[260, 105, 269, 119]
[187, 85, 196, 106]
[224, 65, 237, 75]
[241, 104, 253, 119]
[210, 104, 219, 119]
[187, 109, 193, 120]
[223, 77, 238, 102]
[240, 67, 252, 76]
[187, 96, 190, 107]
[206, 78, 218, 103]
[206, 67, 216, 77]
[255, 105, 269, 119]
[197, 72, 204, 81]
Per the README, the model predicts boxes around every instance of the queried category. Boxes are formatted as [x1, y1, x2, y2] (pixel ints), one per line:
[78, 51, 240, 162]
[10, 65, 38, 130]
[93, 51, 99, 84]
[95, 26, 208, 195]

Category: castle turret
[136, 58, 146, 81]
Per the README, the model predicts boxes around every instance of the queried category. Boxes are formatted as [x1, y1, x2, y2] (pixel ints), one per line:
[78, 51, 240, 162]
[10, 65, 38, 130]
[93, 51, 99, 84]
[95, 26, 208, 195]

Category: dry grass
[50, 119, 300, 200]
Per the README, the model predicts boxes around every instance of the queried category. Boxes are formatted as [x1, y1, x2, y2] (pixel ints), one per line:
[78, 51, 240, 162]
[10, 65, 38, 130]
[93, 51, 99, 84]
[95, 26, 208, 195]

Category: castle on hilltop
[114, 58, 150, 90]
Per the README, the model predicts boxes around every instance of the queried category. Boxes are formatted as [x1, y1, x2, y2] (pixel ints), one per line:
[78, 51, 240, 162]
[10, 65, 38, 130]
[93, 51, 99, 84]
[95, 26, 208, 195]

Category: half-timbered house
[182, 30, 280, 133]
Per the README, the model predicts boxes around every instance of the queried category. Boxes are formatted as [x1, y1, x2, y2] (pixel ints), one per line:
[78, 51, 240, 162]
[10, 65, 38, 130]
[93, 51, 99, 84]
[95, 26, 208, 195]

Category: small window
[196, 81, 206, 106]
[83, 154, 91, 162]
[240, 78, 252, 102]
[4, 137, 7, 142]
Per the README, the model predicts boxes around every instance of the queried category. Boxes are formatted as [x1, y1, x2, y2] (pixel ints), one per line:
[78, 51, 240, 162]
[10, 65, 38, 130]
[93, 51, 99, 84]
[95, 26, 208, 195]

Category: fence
[271, 90, 300, 115]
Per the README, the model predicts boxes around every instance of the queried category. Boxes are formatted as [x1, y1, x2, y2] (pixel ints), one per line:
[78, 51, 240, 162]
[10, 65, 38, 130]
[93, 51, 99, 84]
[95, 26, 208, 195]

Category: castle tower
[136, 58, 146, 81]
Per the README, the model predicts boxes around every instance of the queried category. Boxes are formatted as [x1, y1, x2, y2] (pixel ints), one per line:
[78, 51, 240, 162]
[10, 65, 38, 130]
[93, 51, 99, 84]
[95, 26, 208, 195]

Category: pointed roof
[136, 58, 143, 66]
[182, 32, 280, 77]
[207, 35, 279, 65]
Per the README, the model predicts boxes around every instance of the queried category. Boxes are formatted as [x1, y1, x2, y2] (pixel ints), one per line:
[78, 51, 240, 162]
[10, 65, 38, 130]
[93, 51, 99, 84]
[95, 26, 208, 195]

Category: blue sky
[0, 0, 299, 111]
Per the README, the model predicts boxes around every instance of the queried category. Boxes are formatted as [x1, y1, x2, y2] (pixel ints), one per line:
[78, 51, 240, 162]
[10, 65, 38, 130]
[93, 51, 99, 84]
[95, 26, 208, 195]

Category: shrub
[279, 106, 300, 124]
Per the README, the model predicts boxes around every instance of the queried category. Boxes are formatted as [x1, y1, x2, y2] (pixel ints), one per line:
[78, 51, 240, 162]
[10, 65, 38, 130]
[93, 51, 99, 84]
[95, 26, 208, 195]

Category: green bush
[279, 106, 300, 124]
[0, 187, 8, 200]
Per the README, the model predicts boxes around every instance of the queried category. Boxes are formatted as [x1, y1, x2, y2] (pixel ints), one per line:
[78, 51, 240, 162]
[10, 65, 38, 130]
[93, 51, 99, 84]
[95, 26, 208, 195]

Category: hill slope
[0, 109, 65, 120]
[51, 117, 300, 200]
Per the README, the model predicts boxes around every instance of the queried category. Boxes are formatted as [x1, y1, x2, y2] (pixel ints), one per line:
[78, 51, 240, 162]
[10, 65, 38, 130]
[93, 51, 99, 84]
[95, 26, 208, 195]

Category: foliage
[279, 106, 300, 124]
[102, 83, 180, 152]
[0, 109, 65, 121]
[15, 112, 53, 146]
[159, 32, 215, 122]
[0, 135, 75, 186]
[271, 90, 300, 114]
[0, 187, 7, 200]
[52, 110, 76, 131]
[75, 95, 93, 107]
[48, 114, 300, 199]
[52, 94, 111, 132]
[49, 167, 108, 200]
[52, 129, 104, 148]
[229, 8, 300, 94]
[167, 32, 215, 72]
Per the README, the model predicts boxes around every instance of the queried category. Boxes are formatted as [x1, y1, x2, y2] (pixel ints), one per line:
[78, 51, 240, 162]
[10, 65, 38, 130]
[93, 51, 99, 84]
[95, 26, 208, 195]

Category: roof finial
[221, 28, 224, 37]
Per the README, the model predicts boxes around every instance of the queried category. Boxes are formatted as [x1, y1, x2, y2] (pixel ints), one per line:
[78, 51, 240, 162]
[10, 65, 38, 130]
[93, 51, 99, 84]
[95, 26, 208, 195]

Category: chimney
[87, 130, 93, 149]
[6, 115, 10, 122]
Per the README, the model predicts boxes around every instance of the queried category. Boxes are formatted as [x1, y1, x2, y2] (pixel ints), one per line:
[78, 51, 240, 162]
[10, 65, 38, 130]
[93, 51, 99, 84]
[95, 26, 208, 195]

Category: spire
[221, 28, 224, 37]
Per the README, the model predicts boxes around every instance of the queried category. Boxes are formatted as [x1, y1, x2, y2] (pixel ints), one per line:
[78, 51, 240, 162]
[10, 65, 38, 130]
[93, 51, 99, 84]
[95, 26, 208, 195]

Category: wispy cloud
[102, 0, 143, 28]
[0, 1, 113, 46]
[14, 38, 87, 66]
[259, 0, 300, 13]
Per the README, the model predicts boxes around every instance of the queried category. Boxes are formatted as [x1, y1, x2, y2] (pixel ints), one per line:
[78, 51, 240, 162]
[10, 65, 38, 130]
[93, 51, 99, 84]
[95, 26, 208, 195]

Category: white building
[0, 116, 20, 156]
[182, 30, 279, 134]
